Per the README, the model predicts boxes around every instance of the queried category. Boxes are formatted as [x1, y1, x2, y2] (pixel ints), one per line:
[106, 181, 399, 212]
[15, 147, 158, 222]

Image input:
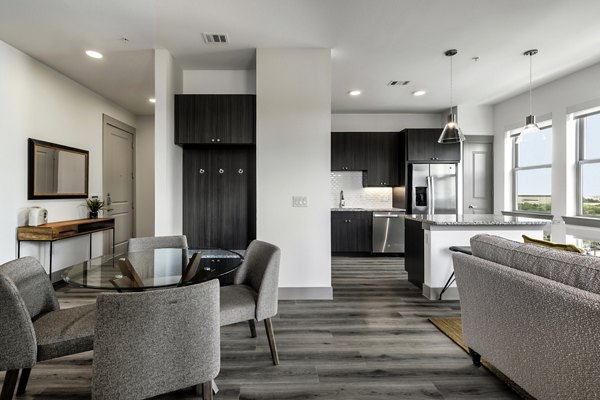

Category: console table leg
[89, 233, 93, 259]
[17, 240, 21, 258]
[49, 241, 53, 280]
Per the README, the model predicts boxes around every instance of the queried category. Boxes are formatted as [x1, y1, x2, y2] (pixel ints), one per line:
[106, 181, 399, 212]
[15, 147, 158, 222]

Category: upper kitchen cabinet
[403, 129, 461, 162]
[331, 132, 368, 171]
[175, 94, 256, 145]
[364, 132, 401, 187]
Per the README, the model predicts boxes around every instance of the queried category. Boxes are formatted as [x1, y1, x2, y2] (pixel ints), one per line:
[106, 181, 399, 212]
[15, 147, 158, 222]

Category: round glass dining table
[62, 248, 243, 291]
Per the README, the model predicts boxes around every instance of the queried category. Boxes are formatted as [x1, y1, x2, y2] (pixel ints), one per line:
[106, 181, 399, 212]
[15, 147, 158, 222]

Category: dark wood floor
[3, 257, 520, 399]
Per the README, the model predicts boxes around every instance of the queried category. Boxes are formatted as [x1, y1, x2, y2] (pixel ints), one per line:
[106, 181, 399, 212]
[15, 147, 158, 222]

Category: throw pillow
[522, 235, 585, 254]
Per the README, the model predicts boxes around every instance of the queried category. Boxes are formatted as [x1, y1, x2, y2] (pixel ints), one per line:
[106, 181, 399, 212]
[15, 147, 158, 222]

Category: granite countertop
[404, 214, 550, 227]
[331, 208, 406, 212]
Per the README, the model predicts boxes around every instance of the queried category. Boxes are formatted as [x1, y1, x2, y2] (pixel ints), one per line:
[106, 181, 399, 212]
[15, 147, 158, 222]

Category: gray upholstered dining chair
[92, 279, 220, 400]
[220, 240, 281, 365]
[127, 234, 188, 252]
[0, 257, 95, 399]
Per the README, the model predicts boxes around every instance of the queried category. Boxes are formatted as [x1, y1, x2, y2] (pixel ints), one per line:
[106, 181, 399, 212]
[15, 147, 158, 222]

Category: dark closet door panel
[183, 148, 256, 249]
[228, 95, 256, 144]
[175, 94, 256, 145]
[183, 149, 214, 248]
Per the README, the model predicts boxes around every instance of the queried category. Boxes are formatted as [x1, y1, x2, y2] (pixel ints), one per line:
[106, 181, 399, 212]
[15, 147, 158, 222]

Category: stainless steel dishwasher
[372, 212, 405, 253]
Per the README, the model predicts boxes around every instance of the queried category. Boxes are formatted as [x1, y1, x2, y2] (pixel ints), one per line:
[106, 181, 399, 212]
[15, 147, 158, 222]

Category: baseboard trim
[279, 287, 333, 300]
[423, 284, 460, 301]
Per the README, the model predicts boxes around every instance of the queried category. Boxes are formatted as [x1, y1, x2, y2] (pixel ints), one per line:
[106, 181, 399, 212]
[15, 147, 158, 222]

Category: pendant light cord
[529, 53, 533, 116]
[450, 55, 454, 115]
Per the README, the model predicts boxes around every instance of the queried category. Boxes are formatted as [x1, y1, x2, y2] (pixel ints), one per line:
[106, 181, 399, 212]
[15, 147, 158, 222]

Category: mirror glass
[28, 139, 89, 199]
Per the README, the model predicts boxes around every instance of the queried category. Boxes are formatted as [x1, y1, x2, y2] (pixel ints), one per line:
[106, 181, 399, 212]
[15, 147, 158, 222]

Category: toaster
[28, 207, 48, 226]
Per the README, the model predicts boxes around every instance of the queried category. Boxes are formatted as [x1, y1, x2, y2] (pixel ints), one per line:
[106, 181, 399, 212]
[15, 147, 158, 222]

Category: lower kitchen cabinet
[331, 211, 372, 253]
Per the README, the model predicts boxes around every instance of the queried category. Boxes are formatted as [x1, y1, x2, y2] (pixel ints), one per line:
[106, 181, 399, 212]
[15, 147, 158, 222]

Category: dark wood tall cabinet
[176, 94, 256, 250]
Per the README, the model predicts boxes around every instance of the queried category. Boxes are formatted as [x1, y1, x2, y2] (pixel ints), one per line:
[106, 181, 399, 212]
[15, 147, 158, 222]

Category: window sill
[562, 216, 600, 228]
[502, 210, 554, 220]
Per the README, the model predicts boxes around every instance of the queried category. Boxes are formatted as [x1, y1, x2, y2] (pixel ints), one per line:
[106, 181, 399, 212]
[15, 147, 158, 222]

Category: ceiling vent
[202, 33, 229, 44]
[387, 80, 410, 86]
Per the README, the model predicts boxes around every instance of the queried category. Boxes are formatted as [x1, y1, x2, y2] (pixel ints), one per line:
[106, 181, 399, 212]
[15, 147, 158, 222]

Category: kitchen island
[404, 214, 549, 300]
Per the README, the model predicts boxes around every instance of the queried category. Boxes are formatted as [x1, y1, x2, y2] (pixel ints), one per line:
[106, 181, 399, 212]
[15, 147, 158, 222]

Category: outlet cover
[292, 196, 308, 207]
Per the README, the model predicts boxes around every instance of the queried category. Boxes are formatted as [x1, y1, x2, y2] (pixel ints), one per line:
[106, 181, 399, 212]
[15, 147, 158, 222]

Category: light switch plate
[292, 196, 308, 207]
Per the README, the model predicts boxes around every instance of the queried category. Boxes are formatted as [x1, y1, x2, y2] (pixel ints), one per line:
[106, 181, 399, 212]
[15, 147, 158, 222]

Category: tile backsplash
[331, 171, 392, 208]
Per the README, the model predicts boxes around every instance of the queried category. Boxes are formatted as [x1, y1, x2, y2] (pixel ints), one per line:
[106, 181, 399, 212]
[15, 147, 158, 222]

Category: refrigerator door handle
[429, 176, 436, 214]
[426, 176, 432, 214]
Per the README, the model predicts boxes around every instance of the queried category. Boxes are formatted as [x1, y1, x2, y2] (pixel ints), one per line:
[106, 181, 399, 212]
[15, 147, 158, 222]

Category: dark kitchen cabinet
[183, 148, 256, 249]
[175, 94, 255, 145]
[331, 132, 368, 171]
[364, 132, 400, 187]
[331, 211, 372, 253]
[404, 129, 461, 162]
[404, 218, 424, 288]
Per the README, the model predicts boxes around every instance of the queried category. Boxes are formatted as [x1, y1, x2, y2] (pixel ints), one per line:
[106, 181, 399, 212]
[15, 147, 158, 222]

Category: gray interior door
[103, 115, 135, 254]
[463, 138, 494, 214]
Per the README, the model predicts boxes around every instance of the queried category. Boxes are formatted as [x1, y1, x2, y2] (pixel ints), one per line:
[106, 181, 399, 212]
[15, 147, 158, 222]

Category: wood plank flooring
[2, 257, 520, 399]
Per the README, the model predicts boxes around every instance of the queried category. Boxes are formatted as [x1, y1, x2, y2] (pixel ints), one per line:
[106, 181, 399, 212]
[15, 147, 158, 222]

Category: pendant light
[438, 49, 465, 144]
[516, 49, 540, 142]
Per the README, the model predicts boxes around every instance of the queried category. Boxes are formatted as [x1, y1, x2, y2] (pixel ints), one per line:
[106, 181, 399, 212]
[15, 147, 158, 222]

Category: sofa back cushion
[470, 234, 600, 295]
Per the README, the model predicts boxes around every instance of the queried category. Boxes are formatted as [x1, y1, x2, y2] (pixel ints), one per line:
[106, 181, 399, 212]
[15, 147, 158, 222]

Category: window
[576, 111, 600, 217]
[512, 125, 552, 213]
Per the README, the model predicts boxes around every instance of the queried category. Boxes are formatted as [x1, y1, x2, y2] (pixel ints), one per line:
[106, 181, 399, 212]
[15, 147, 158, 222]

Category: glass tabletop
[62, 248, 243, 291]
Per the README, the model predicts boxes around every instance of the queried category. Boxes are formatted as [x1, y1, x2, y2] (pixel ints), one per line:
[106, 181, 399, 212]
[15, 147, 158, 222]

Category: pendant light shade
[438, 49, 465, 144]
[516, 49, 541, 142]
[439, 113, 465, 143]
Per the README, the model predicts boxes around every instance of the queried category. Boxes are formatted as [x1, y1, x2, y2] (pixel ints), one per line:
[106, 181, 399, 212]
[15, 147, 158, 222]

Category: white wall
[135, 115, 155, 237]
[493, 61, 600, 217]
[332, 113, 440, 132]
[0, 39, 135, 275]
[183, 70, 256, 94]
[257, 48, 332, 299]
[154, 49, 183, 235]
[456, 105, 494, 135]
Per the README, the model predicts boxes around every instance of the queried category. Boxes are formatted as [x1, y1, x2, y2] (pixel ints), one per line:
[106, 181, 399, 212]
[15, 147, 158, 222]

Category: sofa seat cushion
[220, 285, 257, 326]
[33, 304, 96, 361]
[471, 234, 600, 295]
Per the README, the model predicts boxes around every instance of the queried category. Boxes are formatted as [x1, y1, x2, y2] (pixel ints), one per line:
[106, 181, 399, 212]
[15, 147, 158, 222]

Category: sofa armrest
[453, 252, 600, 400]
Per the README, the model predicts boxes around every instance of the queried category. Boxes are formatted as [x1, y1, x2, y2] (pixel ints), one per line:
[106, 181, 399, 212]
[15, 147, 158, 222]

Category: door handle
[106, 193, 113, 212]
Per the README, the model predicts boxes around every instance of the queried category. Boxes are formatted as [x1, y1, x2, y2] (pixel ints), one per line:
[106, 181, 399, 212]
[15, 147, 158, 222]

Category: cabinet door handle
[216, 138, 221, 142]
[211, 138, 215, 142]
[199, 169, 205, 174]
[219, 169, 225, 174]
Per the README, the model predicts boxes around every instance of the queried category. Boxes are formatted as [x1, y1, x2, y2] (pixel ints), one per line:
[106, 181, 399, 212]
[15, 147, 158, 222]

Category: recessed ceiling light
[149, 98, 156, 103]
[412, 90, 427, 96]
[85, 50, 103, 59]
[348, 90, 361, 96]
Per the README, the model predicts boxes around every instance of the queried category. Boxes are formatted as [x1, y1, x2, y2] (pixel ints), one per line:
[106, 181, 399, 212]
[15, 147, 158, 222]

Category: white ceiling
[1, 0, 600, 116]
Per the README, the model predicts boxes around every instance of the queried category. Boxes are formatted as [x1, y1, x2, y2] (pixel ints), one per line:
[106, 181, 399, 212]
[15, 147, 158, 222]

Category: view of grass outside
[517, 195, 552, 212]
[583, 196, 600, 216]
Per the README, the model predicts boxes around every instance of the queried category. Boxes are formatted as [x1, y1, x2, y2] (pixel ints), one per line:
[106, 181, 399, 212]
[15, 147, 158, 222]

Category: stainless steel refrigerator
[409, 164, 457, 214]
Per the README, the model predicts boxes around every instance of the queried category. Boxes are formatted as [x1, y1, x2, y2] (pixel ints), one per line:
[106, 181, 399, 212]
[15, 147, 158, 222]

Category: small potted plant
[85, 197, 106, 219]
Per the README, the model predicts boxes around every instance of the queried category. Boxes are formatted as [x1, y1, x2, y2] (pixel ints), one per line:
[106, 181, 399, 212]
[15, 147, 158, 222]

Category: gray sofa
[453, 234, 600, 400]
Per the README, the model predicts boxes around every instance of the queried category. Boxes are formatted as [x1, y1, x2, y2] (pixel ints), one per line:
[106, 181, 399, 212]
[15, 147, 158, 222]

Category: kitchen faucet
[339, 190, 345, 208]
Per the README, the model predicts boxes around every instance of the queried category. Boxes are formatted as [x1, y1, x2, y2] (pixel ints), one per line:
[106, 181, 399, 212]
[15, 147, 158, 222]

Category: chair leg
[264, 318, 280, 365]
[248, 319, 257, 338]
[1, 370, 19, 400]
[202, 381, 212, 400]
[468, 347, 482, 367]
[16, 368, 31, 395]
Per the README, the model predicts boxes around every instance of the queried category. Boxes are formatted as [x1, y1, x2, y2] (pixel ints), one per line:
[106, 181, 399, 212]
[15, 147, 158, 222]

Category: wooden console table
[17, 218, 115, 278]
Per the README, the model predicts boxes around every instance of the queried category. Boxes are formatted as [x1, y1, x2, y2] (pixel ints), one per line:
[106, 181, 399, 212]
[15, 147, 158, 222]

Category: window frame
[512, 124, 553, 213]
[576, 110, 600, 217]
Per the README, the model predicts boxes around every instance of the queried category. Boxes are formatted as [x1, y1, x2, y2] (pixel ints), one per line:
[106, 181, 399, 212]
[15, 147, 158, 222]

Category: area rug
[429, 317, 534, 400]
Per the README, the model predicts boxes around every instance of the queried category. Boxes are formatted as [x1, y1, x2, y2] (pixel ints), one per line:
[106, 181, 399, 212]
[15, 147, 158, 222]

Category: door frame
[462, 135, 494, 214]
[102, 114, 136, 250]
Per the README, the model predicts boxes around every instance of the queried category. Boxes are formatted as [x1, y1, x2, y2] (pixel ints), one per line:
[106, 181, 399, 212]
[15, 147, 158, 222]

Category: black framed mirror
[28, 138, 89, 199]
